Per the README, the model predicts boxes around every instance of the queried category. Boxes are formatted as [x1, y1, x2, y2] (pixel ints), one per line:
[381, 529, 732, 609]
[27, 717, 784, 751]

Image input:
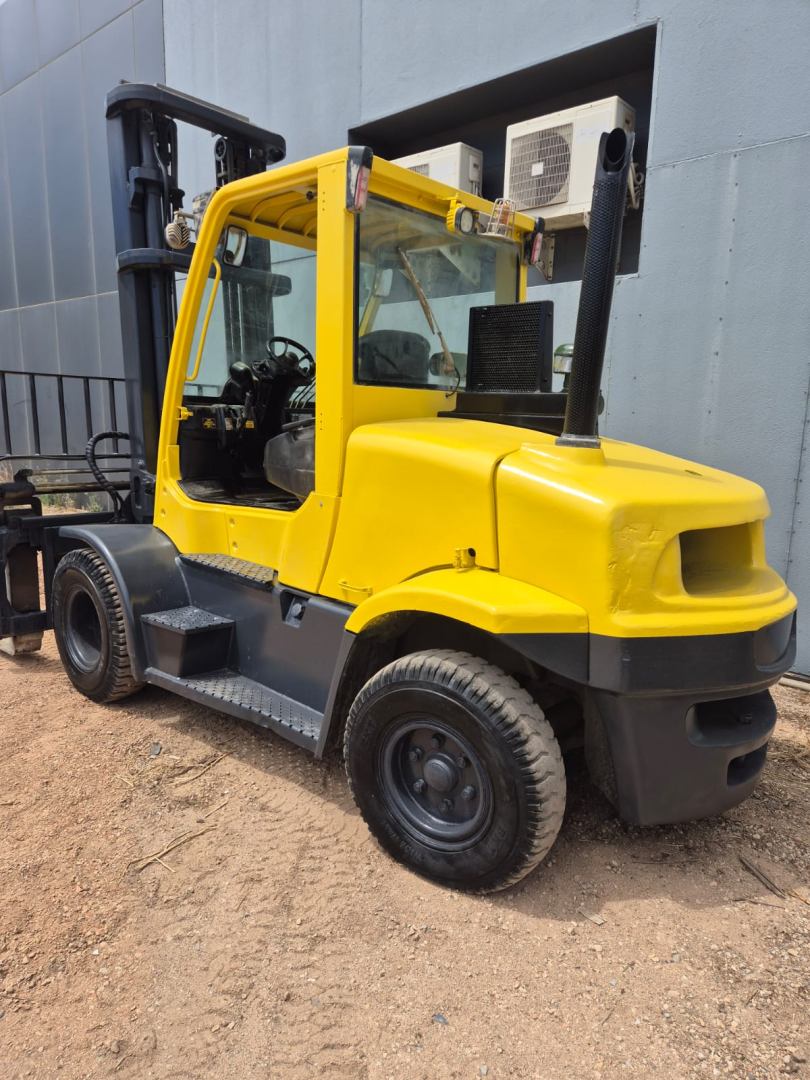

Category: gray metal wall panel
[164, 0, 361, 195]
[4, 371, 34, 453]
[600, 138, 810, 583]
[0, 103, 17, 311]
[81, 11, 136, 294]
[0, 308, 22, 373]
[133, 0, 164, 82]
[18, 300, 58, 374]
[1, 76, 54, 306]
[358, 0, 639, 125]
[639, 0, 810, 166]
[34, 0, 81, 67]
[55, 295, 102, 377]
[0, 0, 164, 464]
[97, 290, 124, 375]
[0, 0, 39, 92]
[79, 0, 132, 38]
[40, 48, 96, 300]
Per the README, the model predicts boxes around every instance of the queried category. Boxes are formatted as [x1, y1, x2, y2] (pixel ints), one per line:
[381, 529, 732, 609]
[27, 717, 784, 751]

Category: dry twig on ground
[174, 751, 231, 787]
[739, 854, 787, 899]
[129, 825, 217, 872]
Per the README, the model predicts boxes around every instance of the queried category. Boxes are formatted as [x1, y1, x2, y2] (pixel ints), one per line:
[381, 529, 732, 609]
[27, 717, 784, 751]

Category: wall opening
[350, 25, 657, 284]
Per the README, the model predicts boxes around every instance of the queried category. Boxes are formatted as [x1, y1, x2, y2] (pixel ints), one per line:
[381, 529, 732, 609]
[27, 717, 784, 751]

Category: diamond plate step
[145, 667, 322, 750]
[180, 553, 275, 588]
[141, 605, 234, 633]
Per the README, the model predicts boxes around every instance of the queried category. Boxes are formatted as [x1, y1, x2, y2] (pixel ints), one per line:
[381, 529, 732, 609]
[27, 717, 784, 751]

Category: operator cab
[179, 194, 318, 509]
[175, 157, 559, 517]
[177, 186, 525, 510]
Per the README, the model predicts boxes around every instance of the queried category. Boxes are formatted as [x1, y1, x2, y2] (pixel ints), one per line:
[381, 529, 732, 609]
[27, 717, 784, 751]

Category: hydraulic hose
[559, 127, 635, 446]
[85, 431, 130, 519]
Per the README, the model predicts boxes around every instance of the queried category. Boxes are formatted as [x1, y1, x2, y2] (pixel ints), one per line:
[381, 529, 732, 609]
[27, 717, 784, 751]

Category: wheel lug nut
[461, 785, 476, 801]
[441, 797, 453, 812]
[456, 754, 468, 768]
[408, 747, 423, 762]
[430, 733, 444, 749]
[413, 779, 426, 794]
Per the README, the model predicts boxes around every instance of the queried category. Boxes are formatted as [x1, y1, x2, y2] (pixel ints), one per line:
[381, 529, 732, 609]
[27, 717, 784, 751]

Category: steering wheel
[266, 336, 315, 378]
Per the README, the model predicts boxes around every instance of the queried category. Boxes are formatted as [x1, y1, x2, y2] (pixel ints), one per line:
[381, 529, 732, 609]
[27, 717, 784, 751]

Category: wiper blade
[396, 247, 458, 390]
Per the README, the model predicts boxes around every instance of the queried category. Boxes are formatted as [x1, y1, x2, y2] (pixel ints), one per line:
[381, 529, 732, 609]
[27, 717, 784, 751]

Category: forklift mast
[104, 83, 285, 520]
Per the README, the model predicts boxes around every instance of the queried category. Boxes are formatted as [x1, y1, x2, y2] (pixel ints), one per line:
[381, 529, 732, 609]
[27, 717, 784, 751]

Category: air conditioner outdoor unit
[504, 96, 636, 230]
[392, 142, 483, 197]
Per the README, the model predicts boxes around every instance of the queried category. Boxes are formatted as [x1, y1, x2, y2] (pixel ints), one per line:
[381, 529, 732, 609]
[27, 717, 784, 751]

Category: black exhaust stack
[557, 127, 635, 448]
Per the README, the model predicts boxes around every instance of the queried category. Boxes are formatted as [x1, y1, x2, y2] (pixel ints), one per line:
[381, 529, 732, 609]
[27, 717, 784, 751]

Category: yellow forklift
[0, 85, 796, 892]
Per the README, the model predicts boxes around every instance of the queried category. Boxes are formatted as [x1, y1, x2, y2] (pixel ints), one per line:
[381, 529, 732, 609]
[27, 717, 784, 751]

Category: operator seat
[263, 423, 314, 501]
[357, 330, 430, 383]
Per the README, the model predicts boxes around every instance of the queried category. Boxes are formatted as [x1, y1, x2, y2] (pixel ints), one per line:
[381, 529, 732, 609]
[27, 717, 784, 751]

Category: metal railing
[0, 369, 130, 463]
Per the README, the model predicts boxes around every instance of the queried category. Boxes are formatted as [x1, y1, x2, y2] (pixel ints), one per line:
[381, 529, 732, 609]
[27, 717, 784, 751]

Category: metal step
[141, 606, 235, 678]
[145, 667, 323, 750]
[180, 553, 275, 589]
[141, 605, 234, 633]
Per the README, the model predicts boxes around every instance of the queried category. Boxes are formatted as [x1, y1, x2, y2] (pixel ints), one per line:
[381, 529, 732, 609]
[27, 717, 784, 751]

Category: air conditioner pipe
[557, 127, 635, 447]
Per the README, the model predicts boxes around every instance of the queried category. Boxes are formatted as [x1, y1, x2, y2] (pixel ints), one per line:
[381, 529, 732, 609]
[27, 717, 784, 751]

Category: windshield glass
[356, 197, 520, 391]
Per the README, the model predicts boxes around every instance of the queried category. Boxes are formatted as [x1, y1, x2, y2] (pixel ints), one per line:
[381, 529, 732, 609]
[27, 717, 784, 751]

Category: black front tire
[52, 548, 143, 704]
[344, 650, 566, 892]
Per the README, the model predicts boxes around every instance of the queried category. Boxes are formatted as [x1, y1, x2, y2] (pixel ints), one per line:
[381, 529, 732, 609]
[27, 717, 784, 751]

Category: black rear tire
[52, 548, 143, 704]
[344, 649, 566, 892]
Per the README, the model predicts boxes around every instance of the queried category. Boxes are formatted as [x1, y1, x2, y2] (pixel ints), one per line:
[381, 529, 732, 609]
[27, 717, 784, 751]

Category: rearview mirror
[222, 225, 248, 267]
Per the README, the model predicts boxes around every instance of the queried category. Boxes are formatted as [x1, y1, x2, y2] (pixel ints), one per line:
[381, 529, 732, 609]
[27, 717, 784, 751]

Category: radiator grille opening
[679, 524, 753, 596]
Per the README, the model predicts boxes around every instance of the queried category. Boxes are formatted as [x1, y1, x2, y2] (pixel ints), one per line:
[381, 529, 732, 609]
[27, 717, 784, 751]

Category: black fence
[0, 369, 130, 464]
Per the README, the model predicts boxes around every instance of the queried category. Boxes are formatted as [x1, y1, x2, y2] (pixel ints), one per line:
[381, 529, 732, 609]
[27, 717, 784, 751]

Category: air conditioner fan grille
[509, 124, 573, 209]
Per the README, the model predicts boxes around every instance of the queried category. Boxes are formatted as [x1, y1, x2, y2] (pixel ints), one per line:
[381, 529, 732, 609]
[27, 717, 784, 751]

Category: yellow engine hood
[319, 416, 794, 639]
[497, 434, 795, 637]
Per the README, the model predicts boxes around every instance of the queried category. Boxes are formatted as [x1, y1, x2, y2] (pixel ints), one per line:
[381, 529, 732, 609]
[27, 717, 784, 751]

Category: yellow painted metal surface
[496, 433, 796, 637]
[154, 148, 529, 593]
[345, 567, 588, 635]
[152, 143, 795, 651]
[319, 419, 530, 604]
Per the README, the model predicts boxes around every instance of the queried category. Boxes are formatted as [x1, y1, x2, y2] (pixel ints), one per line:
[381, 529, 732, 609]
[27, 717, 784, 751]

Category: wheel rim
[64, 586, 103, 672]
[380, 717, 493, 850]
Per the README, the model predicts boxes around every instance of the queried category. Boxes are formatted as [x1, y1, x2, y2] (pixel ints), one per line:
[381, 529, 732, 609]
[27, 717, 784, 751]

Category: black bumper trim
[585, 685, 777, 825]
[503, 613, 795, 827]
[504, 611, 796, 694]
[589, 612, 796, 693]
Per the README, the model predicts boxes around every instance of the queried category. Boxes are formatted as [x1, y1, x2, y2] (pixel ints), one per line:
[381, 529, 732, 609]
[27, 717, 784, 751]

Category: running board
[179, 553, 276, 589]
[145, 667, 323, 751]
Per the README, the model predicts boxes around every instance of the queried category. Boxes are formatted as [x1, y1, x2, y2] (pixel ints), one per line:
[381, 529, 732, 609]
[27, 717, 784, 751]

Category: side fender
[345, 567, 588, 639]
[59, 524, 188, 680]
[319, 569, 589, 756]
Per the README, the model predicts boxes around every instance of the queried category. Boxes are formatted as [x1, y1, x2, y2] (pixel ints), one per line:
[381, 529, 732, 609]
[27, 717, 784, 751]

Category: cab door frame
[154, 149, 356, 594]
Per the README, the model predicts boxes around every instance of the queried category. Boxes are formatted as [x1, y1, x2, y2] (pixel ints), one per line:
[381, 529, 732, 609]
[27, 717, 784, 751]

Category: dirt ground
[1, 634, 808, 1080]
